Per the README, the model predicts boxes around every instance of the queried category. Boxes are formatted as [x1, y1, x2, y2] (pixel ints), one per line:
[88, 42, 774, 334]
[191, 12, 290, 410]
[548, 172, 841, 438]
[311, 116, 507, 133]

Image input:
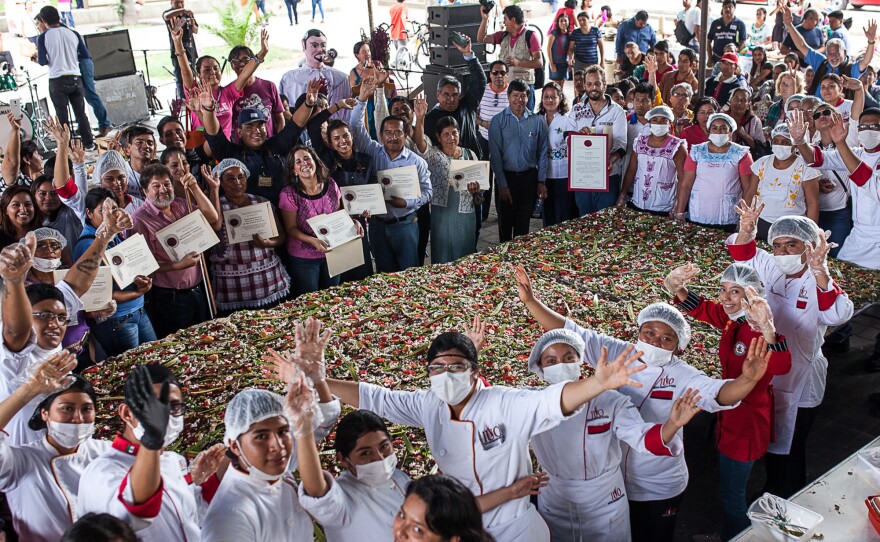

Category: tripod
[126, 48, 166, 116]
[21, 69, 51, 152]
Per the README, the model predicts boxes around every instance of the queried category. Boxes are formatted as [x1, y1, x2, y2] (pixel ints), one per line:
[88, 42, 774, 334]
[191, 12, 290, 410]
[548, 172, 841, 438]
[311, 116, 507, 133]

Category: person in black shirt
[707, 0, 747, 64]
[163, 0, 199, 100]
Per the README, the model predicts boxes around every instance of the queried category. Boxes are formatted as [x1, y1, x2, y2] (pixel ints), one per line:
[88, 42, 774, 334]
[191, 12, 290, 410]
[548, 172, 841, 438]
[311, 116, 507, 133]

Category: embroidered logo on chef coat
[608, 487, 625, 504]
[587, 407, 612, 434]
[649, 375, 675, 400]
[796, 286, 809, 310]
[478, 423, 506, 451]
[734, 341, 747, 356]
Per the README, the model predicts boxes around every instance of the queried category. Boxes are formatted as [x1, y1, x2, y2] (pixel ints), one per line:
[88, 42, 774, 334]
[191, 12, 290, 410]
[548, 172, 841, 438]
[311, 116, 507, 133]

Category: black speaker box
[84, 30, 137, 81]
[429, 44, 487, 67]
[429, 24, 482, 47]
[427, 4, 483, 27]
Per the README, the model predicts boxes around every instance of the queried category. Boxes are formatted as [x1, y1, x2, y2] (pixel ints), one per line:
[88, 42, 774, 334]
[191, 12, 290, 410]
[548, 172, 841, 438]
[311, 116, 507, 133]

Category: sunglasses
[812, 109, 833, 120]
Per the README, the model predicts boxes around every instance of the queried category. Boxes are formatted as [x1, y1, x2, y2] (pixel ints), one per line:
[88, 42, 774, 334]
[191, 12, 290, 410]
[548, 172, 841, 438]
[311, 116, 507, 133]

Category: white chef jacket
[201, 467, 312, 542]
[358, 381, 579, 542]
[532, 389, 683, 542]
[0, 433, 109, 542]
[76, 435, 205, 542]
[726, 236, 853, 453]
[562, 319, 736, 501]
[298, 469, 409, 541]
[809, 146, 880, 269]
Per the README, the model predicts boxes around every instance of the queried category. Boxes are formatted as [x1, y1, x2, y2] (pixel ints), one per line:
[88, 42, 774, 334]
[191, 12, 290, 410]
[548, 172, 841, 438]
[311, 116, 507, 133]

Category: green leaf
[202, 0, 260, 51]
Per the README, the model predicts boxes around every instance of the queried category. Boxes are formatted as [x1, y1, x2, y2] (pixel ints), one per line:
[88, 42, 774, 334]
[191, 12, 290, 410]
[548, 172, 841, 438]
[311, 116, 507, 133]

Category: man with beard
[570, 65, 628, 216]
[130, 163, 219, 339]
[279, 29, 351, 123]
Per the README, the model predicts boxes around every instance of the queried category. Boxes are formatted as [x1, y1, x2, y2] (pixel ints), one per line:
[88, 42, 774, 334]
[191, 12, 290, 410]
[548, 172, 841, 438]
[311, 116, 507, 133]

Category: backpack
[674, 19, 693, 47]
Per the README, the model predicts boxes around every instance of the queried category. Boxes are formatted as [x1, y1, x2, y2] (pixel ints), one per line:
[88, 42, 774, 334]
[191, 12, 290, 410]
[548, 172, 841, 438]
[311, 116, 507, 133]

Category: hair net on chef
[770, 123, 792, 142]
[768, 215, 821, 246]
[223, 388, 287, 444]
[637, 302, 691, 350]
[527, 329, 586, 378]
[785, 93, 806, 111]
[721, 263, 764, 297]
[646, 105, 674, 122]
[707, 113, 737, 132]
[33, 227, 67, 249]
[212, 158, 251, 180]
[94, 151, 128, 182]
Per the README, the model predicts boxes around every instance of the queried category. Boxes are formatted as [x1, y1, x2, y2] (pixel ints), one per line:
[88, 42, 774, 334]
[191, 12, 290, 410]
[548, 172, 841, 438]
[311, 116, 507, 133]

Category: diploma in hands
[104, 233, 161, 289]
[306, 210, 365, 277]
[377, 165, 422, 200]
[341, 184, 388, 216]
[450, 160, 490, 192]
[156, 210, 221, 261]
[568, 134, 610, 192]
[55, 267, 113, 311]
[224, 201, 279, 244]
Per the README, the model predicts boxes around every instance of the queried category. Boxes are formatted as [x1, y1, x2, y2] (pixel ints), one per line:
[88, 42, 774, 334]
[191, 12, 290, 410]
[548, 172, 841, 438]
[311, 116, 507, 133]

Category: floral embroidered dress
[751, 155, 820, 223]
[420, 145, 477, 264]
[631, 133, 684, 213]
[684, 142, 754, 225]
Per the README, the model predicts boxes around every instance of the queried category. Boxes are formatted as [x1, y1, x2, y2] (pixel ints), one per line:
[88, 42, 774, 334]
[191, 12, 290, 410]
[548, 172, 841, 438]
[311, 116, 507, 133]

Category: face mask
[772, 145, 793, 160]
[33, 257, 62, 272]
[858, 129, 880, 149]
[542, 362, 581, 384]
[130, 414, 184, 448]
[236, 440, 292, 483]
[649, 124, 670, 137]
[773, 252, 806, 275]
[709, 134, 730, 147]
[727, 308, 747, 321]
[634, 340, 675, 367]
[47, 420, 94, 449]
[354, 452, 398, 487]
[429, 371, 473, 405]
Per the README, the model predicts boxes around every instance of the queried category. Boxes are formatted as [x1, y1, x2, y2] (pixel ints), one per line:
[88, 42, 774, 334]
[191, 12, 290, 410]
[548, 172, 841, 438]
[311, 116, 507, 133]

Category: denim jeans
[91, 307, 157, 358]
[369, 214, 419, 272]
[718, 452, 755, 540]
[818, 202, 853, 259]
[79, 59, 109, 129]
[575, 174, 620, 216]
[145, 285, 210, 339]
[543, 177, 576, 227]
[284, 0, 299, 24]
[287, 256, 340, 296]
[48, 75, 93, 146]
[311, 0, 324, 19]
[527, 84, 536, 112]
[61, 11, 75, 27]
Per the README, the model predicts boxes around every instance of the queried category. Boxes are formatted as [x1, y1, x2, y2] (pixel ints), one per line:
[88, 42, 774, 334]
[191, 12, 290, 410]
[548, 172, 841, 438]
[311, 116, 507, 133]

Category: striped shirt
[478, 84, 509, 140]
[571, 26, 601, 65]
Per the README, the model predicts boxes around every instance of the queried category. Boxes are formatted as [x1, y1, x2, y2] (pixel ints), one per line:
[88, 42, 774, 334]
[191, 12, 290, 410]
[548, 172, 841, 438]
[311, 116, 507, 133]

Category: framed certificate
[377, 165, 422, 200]
[54, 267, 114, 312]
[341, 184, 388, 216]
[568, 134, 610, 192]
[104, 233, 161, 289]
[156, 210, 221, 262]
[223, 201, 279, 245]
[450, 160, 490, 192]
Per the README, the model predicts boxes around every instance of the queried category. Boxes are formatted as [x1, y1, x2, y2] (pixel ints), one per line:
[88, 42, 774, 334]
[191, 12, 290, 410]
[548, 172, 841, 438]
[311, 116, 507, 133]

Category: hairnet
[770, 123, 792, 142]
[223, 389, 287, 444]
[707, 113, 737, 132]
[94, 151, 128, 182]
[785, 94, 806, 111]
[768, 215, 821, 245]
[34, 227, 67, 249]
[637, 303, 691, 350]
[721, 263, 765, 297]
[528, 329, 586, 378]
[646, 105, 674, 122]
[212, 158, 251, 180]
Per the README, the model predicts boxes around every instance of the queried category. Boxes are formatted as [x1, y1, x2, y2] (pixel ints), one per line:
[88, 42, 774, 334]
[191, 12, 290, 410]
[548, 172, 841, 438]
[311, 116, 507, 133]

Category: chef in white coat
[0, 352, 109, 542]
[77, 364, 226, 541]
[726, 201, 854, 498]
[513, 266, 772, 542]
[526, 329, 703, 542]
[323, 323, 648, 542]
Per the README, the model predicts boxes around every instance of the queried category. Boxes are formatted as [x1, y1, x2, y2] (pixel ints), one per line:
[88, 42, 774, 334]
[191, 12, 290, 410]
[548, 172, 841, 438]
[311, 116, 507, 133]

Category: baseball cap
[237, 108, 267, 126]
[720, 52, 739, 65]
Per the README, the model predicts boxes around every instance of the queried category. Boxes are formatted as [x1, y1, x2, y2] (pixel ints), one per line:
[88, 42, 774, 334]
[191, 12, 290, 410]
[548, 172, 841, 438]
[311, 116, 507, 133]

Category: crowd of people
[0, 0, 877, 540]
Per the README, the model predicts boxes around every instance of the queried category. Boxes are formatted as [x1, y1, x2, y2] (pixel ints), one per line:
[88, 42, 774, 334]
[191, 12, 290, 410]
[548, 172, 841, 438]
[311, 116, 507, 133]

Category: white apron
[538, 469, 630, 542]
[688, 142, 750, 225]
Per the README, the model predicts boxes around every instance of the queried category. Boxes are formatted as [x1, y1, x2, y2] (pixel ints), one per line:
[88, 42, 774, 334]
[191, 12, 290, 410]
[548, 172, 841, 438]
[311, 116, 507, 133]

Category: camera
[479, 0, 495, 14]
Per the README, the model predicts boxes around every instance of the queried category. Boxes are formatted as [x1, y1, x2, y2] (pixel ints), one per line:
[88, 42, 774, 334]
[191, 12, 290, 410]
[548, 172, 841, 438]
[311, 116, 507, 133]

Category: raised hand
[284, 367, 320, 439]
[593, 345, 646, 391]
[196, 80, 216, 111]
[180, 172, 200, 194]
[741, 337, 771, 383]
[663, 263, 701, 295]
[291, 317, 332, 383]
[804, 229, 836, 278]
[644, 53, 658, 74]
[463, 314, 486, 353]
[513, 265, 536, 305]
[841, 75, 863, 93]
[865, 19, 877, 43]
[95, 198, 132, 240]
[782, 4, 793, 27]
[451, 32, 473, 57]
[70, 138, 86, 164]
[306, 78, 322, 106]
[358, 76, 377, 102]
[668, 388, 703, 428]
[742, 286, 775, 335]
[123, 366, 170, 451]
[785, 108, 807, 144]
[828, 111, 849, 144]
[414, 96, 428, 119]
[200, 164, 220, 192]
[5, 112, 21, 132]
[22, 351, 77, 396]
[43, 116, 70, 145]
[507, 471, 549, 499]
[336, 98, 358, 110]
[190, 443, 228, 485]
[0, 232, 36, 284]
[259, 28, 270, 56]
[733, 196, 765, 236]
[373, 61, 389, 85]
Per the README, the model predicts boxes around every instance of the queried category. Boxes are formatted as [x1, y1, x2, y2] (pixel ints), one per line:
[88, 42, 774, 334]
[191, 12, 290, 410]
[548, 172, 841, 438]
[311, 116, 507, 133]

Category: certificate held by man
[450, 160, 490, 192]
[156, 209, 221, 262]
[568, 134, 610, 192]
[224, 201, 279, 244]
[377, 165, 422, 200]
[104, 233, 161, 289]
[341, 184, 388, 216]
[54, 267, 113, 312]
[306, 210, 365, 276]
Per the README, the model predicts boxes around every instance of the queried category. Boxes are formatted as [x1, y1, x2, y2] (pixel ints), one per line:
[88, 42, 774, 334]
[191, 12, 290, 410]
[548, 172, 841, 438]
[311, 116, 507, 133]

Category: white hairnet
[770, 123, 792, 142]
[33, 227, 67, 249]
[768, 215, 821, 246]
[646, 105, 674, 122]
[721, 263, 764, 297]
[708, 113, 737, 132]
[527, 329, 586, 378]
[637, 302, 691, 350]
[94, 151, 128, 182]
[785, 94, 806, 111]
[223, 389, 287, 444]
[212, 158, 251, 180]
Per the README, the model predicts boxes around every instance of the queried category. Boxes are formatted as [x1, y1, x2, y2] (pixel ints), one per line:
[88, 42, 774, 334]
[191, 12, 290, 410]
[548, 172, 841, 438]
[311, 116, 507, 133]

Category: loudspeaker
[429, 44, 486, 67]
[84, 30, 137, 81]
[429, 24, 482, 47]
[94, 74, 149, 125]
[427, 4, 483, 27]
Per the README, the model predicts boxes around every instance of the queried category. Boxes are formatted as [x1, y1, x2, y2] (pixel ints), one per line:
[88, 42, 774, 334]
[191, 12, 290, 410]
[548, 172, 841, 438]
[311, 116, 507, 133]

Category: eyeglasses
[491, 70, 508, 76]
[812, 109, 833, 120]
[169, 401, 186, 416]
[383, 130, 405, 139]
[671, 92, 690, 99]
[426, 362, 473, 375]
[230, 56, 253, 66]
[37, 242, 63, 251]
[32, 312, 71, 325]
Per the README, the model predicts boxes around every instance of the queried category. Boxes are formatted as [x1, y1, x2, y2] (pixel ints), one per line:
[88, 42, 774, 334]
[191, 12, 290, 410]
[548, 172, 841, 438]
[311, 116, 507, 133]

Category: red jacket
[677, 293, 792, 462]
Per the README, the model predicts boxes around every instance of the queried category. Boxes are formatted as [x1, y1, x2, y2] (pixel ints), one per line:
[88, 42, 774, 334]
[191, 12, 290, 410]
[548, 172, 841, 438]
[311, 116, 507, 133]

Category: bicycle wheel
[393, 46, 413, 80]
[415, 39, 430, 70]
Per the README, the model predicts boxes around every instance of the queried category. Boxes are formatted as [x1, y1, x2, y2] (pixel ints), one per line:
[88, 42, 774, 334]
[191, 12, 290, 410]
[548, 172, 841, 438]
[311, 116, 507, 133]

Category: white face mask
[130, 414, 184, 448]
[772, 145, 793, 160]
[727, 308, 747, 321]
[47, 420, 94, 449]
[429, 371, 474, 405]
[542, 362, 581, 384]
[635, 340, 675, 367]
[709, 133, 730, 147]
[773, 252, 806, 275]
[858, 129, 880, 149]
[354, 452, 398, 487]
[236, 440, 292, 483]
[649, 123, 670, 137]
[33, 257, 62, 272]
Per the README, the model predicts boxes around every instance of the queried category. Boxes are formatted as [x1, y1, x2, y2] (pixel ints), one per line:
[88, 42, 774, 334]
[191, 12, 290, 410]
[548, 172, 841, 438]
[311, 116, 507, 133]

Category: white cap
[721, 263, 764, 297]
[768, 215, 822, 246]
[527, 329, 586, 378]
[637, 303, 691, 350]
[707, 113, 737, 132]
[212, 158, 251, 180]
[223, 389, 287, 444]
[33, 227, 67, 249]
[94, 150, 127, 181]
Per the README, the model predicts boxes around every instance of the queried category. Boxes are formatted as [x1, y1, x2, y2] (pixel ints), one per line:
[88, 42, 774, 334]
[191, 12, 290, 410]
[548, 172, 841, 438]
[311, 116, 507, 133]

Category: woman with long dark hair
[538, 82, 577, 226]
[394, 475, 495, 542]
[0, 185, 42, 248]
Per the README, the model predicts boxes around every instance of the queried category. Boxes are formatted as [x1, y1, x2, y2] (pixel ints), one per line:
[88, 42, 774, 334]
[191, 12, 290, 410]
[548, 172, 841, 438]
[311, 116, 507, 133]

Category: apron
[488, 504, 551, 542]
[837, 224, 880, 269]
[689, 143, 749, 225]
[538, 469, 630, 542]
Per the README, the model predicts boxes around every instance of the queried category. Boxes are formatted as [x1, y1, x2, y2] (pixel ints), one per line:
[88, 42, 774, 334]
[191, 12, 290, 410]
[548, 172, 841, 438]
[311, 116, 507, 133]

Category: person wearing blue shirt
[488, 80, 548, 242]
[781, 7, 824, 68]
[825, 10, 851, 53]
[614, 11, 655, 61]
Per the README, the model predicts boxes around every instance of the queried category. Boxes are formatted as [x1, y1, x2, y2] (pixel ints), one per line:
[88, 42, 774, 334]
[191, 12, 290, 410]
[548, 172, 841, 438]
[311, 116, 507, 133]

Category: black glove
[124, 366, 170, 451]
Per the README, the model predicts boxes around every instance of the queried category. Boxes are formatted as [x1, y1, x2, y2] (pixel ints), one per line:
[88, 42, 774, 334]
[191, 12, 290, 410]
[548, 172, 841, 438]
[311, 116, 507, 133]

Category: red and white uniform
[562, 319, 737, 502]
[808, 146, 880, 269]
[76, 434, 219, 542]
[0, 433, 109, 542]
[359, 381, 580, 542]
[531, 389, 682, 542]
[676, 293, 792, 461]
[726, 237, 854, 453]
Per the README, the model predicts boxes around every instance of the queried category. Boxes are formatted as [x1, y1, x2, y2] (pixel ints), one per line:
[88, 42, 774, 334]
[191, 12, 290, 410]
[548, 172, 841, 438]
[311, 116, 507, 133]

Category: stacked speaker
[422, 3, 487, 109]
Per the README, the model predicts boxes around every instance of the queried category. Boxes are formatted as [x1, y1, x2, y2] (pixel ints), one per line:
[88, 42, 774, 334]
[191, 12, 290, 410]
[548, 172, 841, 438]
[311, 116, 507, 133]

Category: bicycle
[391, 20, 430, 81]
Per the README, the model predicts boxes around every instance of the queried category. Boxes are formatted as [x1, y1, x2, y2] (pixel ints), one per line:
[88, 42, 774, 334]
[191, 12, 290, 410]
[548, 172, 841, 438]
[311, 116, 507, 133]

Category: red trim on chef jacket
[118, 473, 165, 519]
[199, 474, 221, 503]
[727, 239, 757, 261]
[55, 177, 78, 199]
[587, 422, 611, 434]
[649, 390, 674, 400]
[810, 146, 825, 167]
[816, 281, 845, 311]
[849, 161, 873, 187]
[112, 433, 140, 456]
[643, 425, 674, 457]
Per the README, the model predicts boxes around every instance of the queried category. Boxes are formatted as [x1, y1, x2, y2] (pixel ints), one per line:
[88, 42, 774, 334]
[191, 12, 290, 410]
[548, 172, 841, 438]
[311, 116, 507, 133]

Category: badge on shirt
[258, 176, 272, 188]
[734, 341, 747, 357]
[478, 423, 506, 451]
